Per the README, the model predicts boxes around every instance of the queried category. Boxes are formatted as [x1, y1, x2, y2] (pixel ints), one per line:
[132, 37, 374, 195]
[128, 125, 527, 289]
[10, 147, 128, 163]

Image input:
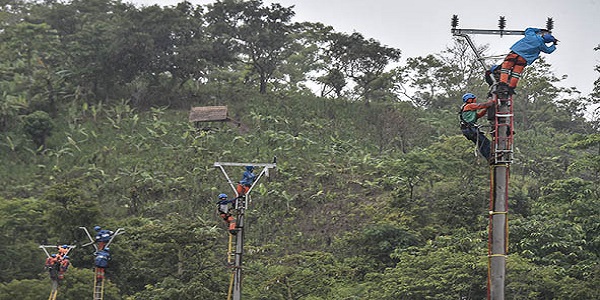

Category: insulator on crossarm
[498, 16, 506, 30]
[546, 17, 554, 32]
[451, 15, 459, 29]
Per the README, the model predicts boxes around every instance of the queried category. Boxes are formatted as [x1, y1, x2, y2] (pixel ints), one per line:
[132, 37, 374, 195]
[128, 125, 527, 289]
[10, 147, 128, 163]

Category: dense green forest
[1, 0, 600, 299]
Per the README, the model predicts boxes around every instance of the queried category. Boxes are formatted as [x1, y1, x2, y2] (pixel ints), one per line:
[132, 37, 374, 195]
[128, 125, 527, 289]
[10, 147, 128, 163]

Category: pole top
[451, 15, 554, 36]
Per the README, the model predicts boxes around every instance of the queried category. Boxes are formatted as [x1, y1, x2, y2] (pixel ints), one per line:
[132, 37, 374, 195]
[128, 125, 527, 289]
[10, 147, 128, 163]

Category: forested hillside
[1, 0, 600, 299]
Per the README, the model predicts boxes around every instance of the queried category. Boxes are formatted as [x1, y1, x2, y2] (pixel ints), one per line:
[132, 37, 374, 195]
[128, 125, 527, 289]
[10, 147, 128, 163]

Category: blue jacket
[95, 229, 113, 242]
[239, 171, 256, 186]
[94, 250, 110, 268]
[510, 28, 556, 65]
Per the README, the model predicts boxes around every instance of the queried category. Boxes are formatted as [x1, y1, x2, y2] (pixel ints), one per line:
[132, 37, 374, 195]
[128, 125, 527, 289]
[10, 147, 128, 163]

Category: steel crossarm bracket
[79, 226, 98, 251]
[104, 228, 125, 249]
[39, 245, 77, 257]
[214, 158, 277, 199]
[451, 28, 525, 36]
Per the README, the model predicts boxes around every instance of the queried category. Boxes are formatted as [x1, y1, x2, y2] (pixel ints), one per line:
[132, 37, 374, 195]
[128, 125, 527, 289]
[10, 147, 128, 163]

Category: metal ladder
[48, 280, 58, 300]
[93, 268, 105, 300]
[492, 92, 514, 164]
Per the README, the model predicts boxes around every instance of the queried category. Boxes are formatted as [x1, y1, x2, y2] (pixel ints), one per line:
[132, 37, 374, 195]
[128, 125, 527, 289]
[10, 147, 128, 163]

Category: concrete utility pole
[214, 160, 276, 300]
[451, 15, 553, 300]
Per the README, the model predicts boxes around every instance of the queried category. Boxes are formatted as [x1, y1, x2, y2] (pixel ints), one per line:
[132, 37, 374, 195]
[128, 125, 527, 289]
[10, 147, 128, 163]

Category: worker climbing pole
[451, 15, 554, 300]
[214, 158, 276, 300]
[40, 244, 76, 300]
[80, 226, 125, 300]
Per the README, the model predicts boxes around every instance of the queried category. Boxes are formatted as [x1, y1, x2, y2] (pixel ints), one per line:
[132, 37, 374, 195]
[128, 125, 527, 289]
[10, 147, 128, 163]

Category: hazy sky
[129, 0, 600, 96]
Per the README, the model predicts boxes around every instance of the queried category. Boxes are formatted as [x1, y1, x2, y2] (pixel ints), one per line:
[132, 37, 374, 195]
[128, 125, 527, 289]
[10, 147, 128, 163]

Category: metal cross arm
[451, 28, 525, 36]
[451, 15, 554, 37]
[39, 245, 76, 258]
[214, 160, 277, 199]
[79, 226, 125, 251]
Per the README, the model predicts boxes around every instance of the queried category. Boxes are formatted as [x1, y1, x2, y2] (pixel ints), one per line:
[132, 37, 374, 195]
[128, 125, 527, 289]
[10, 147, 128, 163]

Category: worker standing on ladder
[459, 93, 494, 163]
[217, 193, 238, 235]
[45, 254, 60, 278]
[57, 256, 70, 280]
[497, 27, 558, 95]
[94, 248, 111, 279]
[236, 166, 256, 198]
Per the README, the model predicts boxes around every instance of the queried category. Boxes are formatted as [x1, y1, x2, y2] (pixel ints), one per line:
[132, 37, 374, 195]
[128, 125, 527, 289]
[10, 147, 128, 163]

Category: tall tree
[0, 21, 64, 118]
[325, 32, 401, 102]
[205, 0, 297, 94]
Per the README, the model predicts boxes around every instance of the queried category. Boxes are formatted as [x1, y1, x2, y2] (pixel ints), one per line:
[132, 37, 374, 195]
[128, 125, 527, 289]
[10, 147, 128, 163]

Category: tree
[43, 180, 100, 241]
[35, 0, 129, 101]
[401, 39, 482, 109]
[0, 21, 64, 118]
[23, 110, 54, 149]
[324, 32, 401, 102]
[592, 44, 600, 101]
[115, 215, 225, 298]
[0, 197, 51, 281]
[205, 0, 298, 94]
[368, 238, 487, 300]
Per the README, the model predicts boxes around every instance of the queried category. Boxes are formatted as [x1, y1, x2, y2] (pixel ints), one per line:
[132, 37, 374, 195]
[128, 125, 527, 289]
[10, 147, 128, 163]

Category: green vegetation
[1, 0, 600, 299]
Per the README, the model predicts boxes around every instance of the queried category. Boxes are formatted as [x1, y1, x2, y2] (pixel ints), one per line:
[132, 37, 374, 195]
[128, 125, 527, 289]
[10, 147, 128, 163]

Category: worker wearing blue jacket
[498, 28, 558, 95]
[236, 166, 256, 197]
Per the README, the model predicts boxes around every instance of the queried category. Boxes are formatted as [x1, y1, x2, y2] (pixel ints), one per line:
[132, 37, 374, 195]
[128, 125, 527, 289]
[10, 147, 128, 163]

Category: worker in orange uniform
[217, 193, 238, 235]
[58, 256, 70, 280]
[459, 93, 494, 162]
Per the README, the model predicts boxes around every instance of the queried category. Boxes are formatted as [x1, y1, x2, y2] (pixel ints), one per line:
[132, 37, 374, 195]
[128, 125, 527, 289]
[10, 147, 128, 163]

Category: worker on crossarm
[236, 166, 256, 198]
[94, 225, 114, 250]
[217, 193, 238, 235]
[57, 244, 69, 258]
[497, 28, 558, 95]
[459, 93, 494, 163]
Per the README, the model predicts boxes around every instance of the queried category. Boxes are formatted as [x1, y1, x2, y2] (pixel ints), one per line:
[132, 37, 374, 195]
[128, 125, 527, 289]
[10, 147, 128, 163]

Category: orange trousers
[500, 52, 527, 88]
[236, 184, 249, 197]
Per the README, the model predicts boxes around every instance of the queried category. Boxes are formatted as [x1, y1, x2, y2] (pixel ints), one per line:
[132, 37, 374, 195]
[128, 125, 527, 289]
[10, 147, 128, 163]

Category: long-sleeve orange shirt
[461, 100, 494, 123]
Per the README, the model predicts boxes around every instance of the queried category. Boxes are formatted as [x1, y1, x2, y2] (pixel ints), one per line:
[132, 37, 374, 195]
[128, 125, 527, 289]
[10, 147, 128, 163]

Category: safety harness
[458, 103, 477, 130]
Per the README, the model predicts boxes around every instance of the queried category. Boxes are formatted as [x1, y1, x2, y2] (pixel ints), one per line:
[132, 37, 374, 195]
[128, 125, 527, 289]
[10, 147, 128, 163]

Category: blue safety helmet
[245, 165, 254, 171]
[94, 226, 101, 231]
[51, 254, 57, 258]
[62, 244, 68, 248]
[490, 65, 499, 72]
[542, 33, 555, 43]
[218, 193, 227, 199]
[462, 93, 476, 103]
[63, 256, 69, 260]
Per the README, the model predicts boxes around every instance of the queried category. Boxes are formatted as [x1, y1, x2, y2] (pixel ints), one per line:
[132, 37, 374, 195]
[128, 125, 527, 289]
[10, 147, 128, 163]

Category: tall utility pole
[215, 160, 276, 300]
[451, 15, 553, 300]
